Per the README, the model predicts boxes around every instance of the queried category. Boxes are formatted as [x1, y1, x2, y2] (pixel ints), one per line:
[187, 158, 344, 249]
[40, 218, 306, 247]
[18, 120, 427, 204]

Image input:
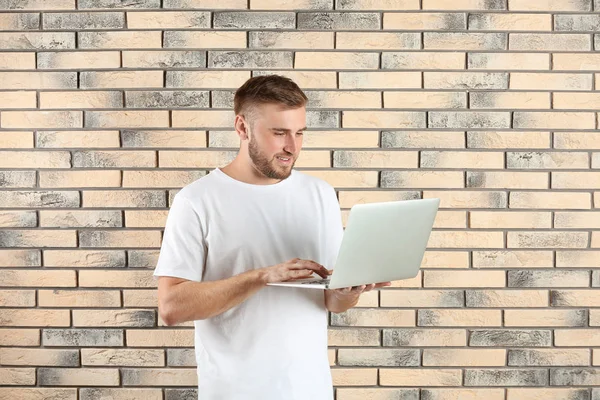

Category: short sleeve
[154, 193, 206, 282]
[324, 185, 344, 270]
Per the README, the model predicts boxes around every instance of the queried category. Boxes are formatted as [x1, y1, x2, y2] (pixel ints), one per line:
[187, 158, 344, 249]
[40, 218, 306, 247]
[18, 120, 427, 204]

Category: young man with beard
[154, 75, 391, 399]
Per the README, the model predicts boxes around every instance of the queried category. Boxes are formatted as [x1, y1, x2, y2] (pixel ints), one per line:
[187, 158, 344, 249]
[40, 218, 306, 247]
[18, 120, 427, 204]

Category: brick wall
[1, 0, 600, 398]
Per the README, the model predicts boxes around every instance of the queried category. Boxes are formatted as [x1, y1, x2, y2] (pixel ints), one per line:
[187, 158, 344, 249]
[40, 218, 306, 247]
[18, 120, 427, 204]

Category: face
[240, 103, 306, 181]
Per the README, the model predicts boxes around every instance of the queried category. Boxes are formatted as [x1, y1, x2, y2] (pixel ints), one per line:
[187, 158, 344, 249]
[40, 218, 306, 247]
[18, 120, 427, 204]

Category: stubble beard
[248, 135, 295, 181]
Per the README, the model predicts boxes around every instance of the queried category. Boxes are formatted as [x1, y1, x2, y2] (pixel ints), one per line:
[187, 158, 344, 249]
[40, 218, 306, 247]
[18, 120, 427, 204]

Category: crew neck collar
[213, 167, 296, 189]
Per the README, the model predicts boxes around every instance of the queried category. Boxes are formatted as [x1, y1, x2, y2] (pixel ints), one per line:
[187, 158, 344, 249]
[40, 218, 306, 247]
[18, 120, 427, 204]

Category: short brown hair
[233, 75, 308, 124]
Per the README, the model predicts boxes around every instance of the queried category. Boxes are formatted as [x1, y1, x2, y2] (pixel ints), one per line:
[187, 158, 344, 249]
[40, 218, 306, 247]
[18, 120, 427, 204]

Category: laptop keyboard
[301, 278, 330, 285]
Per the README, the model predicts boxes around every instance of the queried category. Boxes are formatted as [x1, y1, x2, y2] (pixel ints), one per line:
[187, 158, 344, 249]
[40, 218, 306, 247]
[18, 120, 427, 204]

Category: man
[155, 75, 391, 399]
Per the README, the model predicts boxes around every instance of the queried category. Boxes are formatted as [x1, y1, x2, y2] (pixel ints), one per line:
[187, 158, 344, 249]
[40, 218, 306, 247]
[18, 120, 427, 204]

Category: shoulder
[172, 169, 221, 206]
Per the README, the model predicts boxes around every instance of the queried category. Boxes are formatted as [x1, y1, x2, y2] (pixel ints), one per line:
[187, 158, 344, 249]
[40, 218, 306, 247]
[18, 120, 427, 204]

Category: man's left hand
[331, 281, 392, 299]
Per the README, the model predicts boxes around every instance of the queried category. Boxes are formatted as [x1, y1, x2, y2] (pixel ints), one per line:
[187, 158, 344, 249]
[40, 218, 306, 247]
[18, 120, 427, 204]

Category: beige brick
[0, 270, 75, 287]
[381, 290, 463, 308]
[172, 110, 234, 128]
[0, 32, 74, 50]
[334, 150, 417, 168]
[509, 151, 589, 169]
[468, 131, 550, 149]
[419, 309, 502, 327]
[389, 271, 422, 288]
[381, 171, 464, 189]
[164, 0, 245, 7]
[79, 31, 161, 49]
[467, 289, 549, 307]
[555, 211, 600, 228]
[421, 151, 504, 168]
[127, 329, 194, 347]
[424, 191, 507, 208]
[508, 232, 589, 248]
[468, 52, 550, 70]
[125, 211, 168, 228]
[73, 150, 155, 168]
[336, 32, 420, 50]
[383, 52, 465, 70]
[422, 251, 469, 268]
[0, 249, 40, 267]
[0, 131, 33, 148]
[86, 111, 169, 129]
[557, 251, 600, 267]
[127, 11, 209, 28]
[82, 349, 164, 367]
[295, 52, 378, 69]
[424, 271, 506, 288]
[473, 251, 552, 268]
[73, 309, 155, 327]
[0, 290, 35, 307]
[328, 329, 380, 347]
[164, 31, 245, 49]
[0, 210, 37, 227]
[0, 368, 35, 385]
[246, 71, 335, 89]
[552, 291, 600, 307]
[508, 388, 592, 400]
[123, 171, 204, 188]
[383, 131, 465, 149]
[336, 348, 417, 367]
[0, 72, 76, 90]
[593, 232, 600, 248]
[123, 130, 206, 148]
[338, 191, 419, 208]
[0, 309, 70, 327]
[0, 388, 76, 400]
[423, 349, 506, 366]
[37, 130, 120, 148]
[81, 71, 163, 89]
[250, 31, 333, 49]
[82, 190, 164, 208]
[553, 53, 600, 70]
[79, 270, 156, 288]
[79, 230, 161, 249]
[0, 230, 77, 248]
[122, 50, 205, 68]
[511, 73, 592, 91]
[332, 369, 377, 386]
[555, 329, 600, 346]
[123, 290, 156, 308]
[0, 52, 35, 69]
[384, 12, 466, 30]
[422, 389, 505, 400]
[425, 71, 508, 90]
[40, 91, 122, 109]
[384, 329, 467, 347]
[424, 32, 506, 50]
[470, 92, 550, 109]
[340, 71, 421, 89]
[37, 51, 120, 69]
[380, 369, 462, 386]
[592, 311, 600, 326]
[40, 170, 121, 188]
[342, 111, 425, 129]
[0, 91, 36, 109]
[43, 250, 125, 268]
[471, 211, 551, 229]
[468, 171, 549, 189]
[510, 192, 591, 210]
[423, 0, 505, 9]
[307, 91, 380, 109]
[39, 290, 120, 308]
[555, 92, 600, 109]
[38, 368, 119, 386]
[509, 0, 592, 10]
[158, 150, 235, 168]
[333, 309, 414, 327]
[0, 151, 70, 168]
[384, 91, 466, 109]
[514, 112, 595, 129]
[299, 130, 378, 148]
[505, 310, 586, 327]
[0, 348, 78, 367]
[302, 171, 378, 188]
[431, 211, 466, 228]
[336, 0, 420, 9]
[1, 111, 82, 129]
[510, 33, 591, 51]
[79, 389, 161, 400]
[470, 13, 551, 30]
[40, 210, 121, 228]
[0, 329, 39, 347]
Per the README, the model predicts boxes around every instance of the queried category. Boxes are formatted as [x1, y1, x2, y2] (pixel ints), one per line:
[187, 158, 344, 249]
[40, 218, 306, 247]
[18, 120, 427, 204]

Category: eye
[274, 132, 285, 135]
[297, 131, 304, 135]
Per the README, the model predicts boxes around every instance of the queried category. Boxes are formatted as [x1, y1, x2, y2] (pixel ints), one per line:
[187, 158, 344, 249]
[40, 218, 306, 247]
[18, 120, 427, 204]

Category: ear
[234, 115, 250, 141]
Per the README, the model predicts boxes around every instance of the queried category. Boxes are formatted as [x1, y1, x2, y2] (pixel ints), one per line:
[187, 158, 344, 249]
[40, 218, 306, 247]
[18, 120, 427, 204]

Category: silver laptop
[267, 198, 440, 290]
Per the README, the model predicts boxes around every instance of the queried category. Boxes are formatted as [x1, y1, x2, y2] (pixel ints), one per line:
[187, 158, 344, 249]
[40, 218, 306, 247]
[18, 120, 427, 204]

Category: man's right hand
[259, 258, 331, 284]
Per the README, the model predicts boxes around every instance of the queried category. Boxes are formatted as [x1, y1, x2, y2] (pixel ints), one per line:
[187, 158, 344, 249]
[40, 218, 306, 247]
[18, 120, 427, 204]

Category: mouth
[276, 156, 292, 165]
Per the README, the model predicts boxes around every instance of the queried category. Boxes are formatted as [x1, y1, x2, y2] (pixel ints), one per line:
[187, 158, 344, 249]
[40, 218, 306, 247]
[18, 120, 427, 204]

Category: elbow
[158, 300, 178, 326]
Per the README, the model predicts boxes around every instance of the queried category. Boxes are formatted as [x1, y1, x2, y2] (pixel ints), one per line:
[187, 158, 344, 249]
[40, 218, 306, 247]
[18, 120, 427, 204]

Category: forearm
[160, 269, 267, 325]
[325, 290, 359, 313]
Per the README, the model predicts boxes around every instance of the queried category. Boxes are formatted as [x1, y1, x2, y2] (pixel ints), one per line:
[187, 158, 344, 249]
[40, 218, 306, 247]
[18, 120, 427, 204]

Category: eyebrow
[271, 127, 307, 132]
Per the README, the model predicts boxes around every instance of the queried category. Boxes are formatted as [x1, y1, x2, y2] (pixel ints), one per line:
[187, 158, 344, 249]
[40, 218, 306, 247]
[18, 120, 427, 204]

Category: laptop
[267, 198, 440, 290]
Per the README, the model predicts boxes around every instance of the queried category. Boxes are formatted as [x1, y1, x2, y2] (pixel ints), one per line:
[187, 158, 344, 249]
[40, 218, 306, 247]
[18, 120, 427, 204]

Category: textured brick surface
[0, 1, 599, 396]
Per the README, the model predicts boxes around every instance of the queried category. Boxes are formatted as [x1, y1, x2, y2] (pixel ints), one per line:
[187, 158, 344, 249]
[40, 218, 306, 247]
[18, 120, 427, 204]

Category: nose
[283, 134, 298, 155]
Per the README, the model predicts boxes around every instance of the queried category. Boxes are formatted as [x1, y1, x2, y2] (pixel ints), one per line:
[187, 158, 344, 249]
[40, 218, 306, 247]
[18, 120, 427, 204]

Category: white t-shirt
[154, 167, 344, 400]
